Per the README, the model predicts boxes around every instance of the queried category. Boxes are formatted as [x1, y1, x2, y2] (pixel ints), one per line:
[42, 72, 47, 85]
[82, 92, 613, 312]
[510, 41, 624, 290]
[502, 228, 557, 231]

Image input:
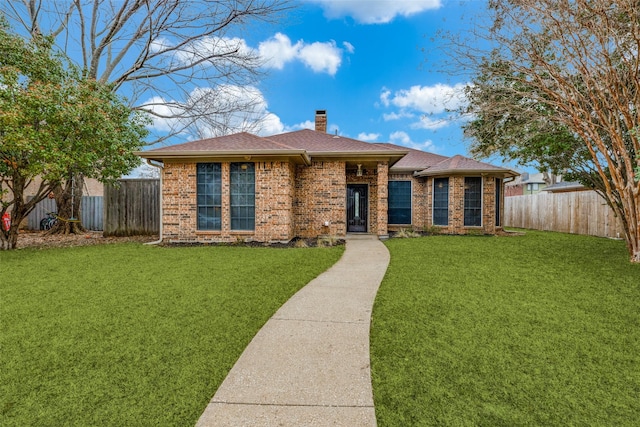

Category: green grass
[372, 230, 640, 426]
[0, 243, 343, 426]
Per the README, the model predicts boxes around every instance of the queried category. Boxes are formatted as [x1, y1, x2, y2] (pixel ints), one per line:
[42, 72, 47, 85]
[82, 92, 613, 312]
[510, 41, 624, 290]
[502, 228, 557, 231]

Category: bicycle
[40, 212, 58, 231]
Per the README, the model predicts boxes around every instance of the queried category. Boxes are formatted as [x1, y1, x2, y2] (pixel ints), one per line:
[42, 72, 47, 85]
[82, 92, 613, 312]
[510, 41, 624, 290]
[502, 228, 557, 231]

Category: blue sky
[249, 0, 472, 158]
[149, 0, 493, 163]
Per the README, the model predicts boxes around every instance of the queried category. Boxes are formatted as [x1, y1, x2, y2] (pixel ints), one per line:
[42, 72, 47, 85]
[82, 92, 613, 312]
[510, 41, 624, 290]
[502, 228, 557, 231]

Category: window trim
[495, 178, 502, 227]
[432, 177, 449, 226]
[196, 162, 222, 231]
[464, 176, 483, 227]
[230, 162, 256, 231]
[387, 180, 412, 225]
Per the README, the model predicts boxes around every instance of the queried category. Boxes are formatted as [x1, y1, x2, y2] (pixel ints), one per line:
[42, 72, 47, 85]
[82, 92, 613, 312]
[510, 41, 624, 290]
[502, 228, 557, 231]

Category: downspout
[145, 159, 164, 245]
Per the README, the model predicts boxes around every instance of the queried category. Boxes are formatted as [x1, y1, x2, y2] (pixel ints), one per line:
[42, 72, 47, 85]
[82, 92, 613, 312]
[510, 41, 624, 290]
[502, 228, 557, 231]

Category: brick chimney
[315, 110, 327, 133]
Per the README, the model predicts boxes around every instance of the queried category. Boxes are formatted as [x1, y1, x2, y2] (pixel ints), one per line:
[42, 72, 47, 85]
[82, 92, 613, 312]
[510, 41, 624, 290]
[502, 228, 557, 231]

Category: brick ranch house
[136, 111, 517, 244]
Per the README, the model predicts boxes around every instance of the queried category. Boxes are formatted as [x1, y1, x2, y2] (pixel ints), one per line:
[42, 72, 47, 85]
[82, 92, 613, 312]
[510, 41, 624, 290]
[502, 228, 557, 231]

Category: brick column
[377, 162, 388, 237]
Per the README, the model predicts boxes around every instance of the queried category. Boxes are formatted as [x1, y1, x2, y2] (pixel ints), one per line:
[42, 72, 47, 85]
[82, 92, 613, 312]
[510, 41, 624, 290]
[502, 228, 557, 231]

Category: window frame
[387, 180, 412, 225]
[432, 177, 449, 226]
[495, 178, 502, 227]
[230, 162, 256, 231]
[196, 163, 222, 231]
[464, 176, 483, 227]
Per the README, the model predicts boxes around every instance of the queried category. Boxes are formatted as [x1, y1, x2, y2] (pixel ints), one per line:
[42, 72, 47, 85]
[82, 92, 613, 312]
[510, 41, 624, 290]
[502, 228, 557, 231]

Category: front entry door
[347, 184, 368, 232]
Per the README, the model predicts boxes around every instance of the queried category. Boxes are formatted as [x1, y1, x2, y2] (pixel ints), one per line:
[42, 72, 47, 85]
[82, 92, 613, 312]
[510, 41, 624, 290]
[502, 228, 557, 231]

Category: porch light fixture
[357, 164, 363, 177]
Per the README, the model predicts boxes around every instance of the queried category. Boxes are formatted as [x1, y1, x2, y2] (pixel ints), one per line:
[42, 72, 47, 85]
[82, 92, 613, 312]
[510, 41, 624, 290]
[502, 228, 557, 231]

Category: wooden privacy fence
[27, 196, 103, 231]
[504, 191, 624, 238]
[104, 179, 159, 236]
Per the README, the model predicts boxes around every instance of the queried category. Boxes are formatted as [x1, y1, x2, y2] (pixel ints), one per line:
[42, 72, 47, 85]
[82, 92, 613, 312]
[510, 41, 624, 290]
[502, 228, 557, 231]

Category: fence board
[103, 179, 159, 236]
[504, 191, 624, 238]
[26, 196, 103, 231]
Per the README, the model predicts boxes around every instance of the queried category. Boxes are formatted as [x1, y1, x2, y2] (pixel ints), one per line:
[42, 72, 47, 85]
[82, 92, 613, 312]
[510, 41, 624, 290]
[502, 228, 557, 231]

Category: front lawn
[0, 243, 343, 426]
[372, 231, 640, 426]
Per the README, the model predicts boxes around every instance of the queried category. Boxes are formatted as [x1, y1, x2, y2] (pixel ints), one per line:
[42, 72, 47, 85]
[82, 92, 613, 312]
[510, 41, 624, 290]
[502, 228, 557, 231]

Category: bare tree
[450, 0, 640, 262]
[1, 0, 290, 233]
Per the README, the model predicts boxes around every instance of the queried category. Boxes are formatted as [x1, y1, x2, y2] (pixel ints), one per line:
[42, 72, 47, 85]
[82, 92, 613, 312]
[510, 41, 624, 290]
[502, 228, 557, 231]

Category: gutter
[144, 159, 164, 245]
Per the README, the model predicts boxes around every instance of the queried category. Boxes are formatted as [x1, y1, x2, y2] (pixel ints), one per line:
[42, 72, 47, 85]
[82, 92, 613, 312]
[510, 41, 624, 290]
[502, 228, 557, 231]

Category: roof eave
[414, 168, 520, 178]
[135, 149, 312, 166]
[308, 151, 408, 166]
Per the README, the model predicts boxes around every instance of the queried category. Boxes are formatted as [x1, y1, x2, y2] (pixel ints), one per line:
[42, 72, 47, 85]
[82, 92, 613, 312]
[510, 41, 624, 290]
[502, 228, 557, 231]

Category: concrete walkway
[196, 234, 390, 427]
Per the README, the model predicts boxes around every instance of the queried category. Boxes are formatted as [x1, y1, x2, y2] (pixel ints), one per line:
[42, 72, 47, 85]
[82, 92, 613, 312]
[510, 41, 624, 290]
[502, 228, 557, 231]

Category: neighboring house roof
[414, 155, 518, 177]
[506, 172, 547, 186]
[542, 181, 587, 193]
[136, 129, 517, 177]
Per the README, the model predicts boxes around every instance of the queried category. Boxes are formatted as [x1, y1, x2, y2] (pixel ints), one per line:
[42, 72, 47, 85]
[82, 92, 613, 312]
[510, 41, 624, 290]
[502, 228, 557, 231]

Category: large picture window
[464, 177, 482, 227]
[388, 181, 412, 225]
[433, 177, 449, 226]
[230, 162, 255, 230]
[197, 163, 222, 230]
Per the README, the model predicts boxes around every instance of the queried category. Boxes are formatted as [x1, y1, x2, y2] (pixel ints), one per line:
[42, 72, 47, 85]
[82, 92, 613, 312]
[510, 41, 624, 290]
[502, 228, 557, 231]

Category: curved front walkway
[196, 234, 390, 427]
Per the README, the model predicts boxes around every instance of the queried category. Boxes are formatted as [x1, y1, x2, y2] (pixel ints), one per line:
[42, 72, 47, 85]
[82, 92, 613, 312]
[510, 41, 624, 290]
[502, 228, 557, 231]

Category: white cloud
[380, 83, 469, 131]
[298, 40, 343, 75]
[410, 116, 450, 130]
[383, 111, 415, 121]
[175, 36, 255, 66]
[380, 88, 392, 107]
[258, 33, 350, 76]
[388, 83, 468, 114]
[258, 33, 302, 69]
[289, 120, 315, 131]
[358, 132, 381, 142]
[390, 131, 438, 152]
[343, 41, 355, 54]
[150, 37, 172, 53]
[311, 0, 441, 24]
[259, 113, 286, 136]
[142, 85, 286, 139]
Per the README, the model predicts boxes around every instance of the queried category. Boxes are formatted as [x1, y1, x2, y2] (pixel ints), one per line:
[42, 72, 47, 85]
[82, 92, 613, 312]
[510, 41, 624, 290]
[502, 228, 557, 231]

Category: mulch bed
[15, 230, 159, 250]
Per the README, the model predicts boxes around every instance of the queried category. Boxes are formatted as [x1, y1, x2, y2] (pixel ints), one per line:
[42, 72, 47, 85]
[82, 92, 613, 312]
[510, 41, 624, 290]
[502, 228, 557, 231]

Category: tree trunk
[48, 174, 85, 234]
[0, 220, 19, 250]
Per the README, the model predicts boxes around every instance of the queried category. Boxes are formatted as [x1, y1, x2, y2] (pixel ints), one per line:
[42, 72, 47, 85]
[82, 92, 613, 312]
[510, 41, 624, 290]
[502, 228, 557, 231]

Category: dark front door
[347, 184, 368, 232]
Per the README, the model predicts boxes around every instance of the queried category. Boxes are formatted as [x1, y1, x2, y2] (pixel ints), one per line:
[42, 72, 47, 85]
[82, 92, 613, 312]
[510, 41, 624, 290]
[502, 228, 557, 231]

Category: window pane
[230, 163, 255, 230]
[464, 177, 482, 227]
[433, 177, 449, 226]
[388, 181, 411, 225]
[197, 163, 221, 230]
[495, 178, 502, 227]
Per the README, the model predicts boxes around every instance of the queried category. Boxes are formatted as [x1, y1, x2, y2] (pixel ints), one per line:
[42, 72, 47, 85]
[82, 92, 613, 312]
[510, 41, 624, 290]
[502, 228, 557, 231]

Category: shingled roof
[414, 155, 518, 177]
[136, 129, 516, 177]
[375, 143, 450, 172]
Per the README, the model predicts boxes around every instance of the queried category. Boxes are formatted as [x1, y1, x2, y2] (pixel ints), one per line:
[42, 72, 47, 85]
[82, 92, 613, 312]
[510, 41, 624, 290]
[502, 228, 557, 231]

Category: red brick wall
[162, 163, 197, 241]
[429, 175, 500, 235]
[161, 161, 506, 242]
[162, 161, 296, 243]
[387, 174, 504, 235]
[294, 161, 346, 237]
[255, 162, 296, 241]
[376, 162, 389, 236]
[388, 173, 426, 233]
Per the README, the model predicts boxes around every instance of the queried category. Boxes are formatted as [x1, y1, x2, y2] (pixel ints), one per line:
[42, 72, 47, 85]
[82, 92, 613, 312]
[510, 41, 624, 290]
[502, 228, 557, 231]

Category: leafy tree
[0, 23, 148, 249]
[454, 0, 640, 262]
[1, 0, 290, 233]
